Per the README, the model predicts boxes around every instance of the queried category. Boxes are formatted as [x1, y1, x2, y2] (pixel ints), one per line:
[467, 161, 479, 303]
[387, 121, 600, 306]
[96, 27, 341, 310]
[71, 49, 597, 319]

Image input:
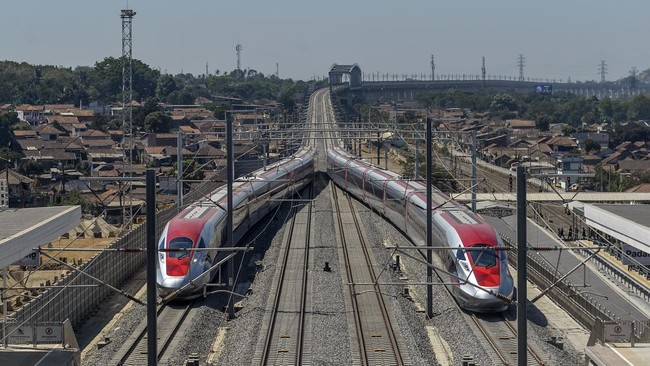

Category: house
[81, 129, 111, 141]
[626, 183, 650, 193]
[1, 104, 15, 112]
[46, 115, 79, 125]
[507, 119, 536, 130]
[38, 124, 65, 141]
[108, 130, 125, 142]
[617, 159, 650, 174]
[0, 169, 33, 207]
[13, 129, 38, 140]
[555, 155, 584, 189]
[143, 133, 178, 147]
[571, 132, 610, 149]
[545, 136, 578, 153]
[179, 126, 201, 139]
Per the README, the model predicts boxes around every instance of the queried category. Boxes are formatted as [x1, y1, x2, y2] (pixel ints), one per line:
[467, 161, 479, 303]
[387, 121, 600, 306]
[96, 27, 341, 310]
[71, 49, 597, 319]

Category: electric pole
[517, 54, 525, 82]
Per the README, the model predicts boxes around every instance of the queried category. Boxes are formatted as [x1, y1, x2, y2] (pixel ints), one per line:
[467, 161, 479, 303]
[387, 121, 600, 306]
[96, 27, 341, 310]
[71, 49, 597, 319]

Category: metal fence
[500, 235, 614, 330]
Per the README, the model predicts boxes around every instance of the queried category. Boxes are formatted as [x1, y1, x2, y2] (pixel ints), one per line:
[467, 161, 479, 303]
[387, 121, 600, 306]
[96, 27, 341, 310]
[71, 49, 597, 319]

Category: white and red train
[157, 147, 315, 298]
[327, 146, 513, 312]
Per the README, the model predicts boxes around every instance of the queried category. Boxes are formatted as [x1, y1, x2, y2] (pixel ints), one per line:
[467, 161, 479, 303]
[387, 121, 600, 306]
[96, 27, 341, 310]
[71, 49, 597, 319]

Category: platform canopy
[454, 192, 650, 203]
[0, 206, 81, 268]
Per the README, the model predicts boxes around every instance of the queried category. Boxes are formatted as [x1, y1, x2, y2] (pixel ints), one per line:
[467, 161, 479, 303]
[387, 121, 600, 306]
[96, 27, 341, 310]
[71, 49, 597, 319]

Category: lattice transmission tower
[599, 60, 607, 83]
[430, 54, 435, 81]
[517, 54, 525, 81]
[121, 8, 136, 228]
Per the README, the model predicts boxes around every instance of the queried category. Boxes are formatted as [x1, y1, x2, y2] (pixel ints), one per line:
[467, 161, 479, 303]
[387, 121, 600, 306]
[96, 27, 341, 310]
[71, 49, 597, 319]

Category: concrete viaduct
[328, 63, 648, 104]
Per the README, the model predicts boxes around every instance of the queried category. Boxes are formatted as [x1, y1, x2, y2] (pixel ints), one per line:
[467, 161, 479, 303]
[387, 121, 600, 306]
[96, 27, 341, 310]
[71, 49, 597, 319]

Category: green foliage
[562, 125, 576, 136]
[0, 60, 305, 109]
[169, 159, 205, 181]
[12, 121, 32, 130]
[0, 112, 19, 152]
[399, 153, 458, 192]
[583, 139, 601, 153]
[55, 189, 96, 212]
[18, 159, 44, 175]
[90, 112, 109, 132]
[144, 111, 172, 133]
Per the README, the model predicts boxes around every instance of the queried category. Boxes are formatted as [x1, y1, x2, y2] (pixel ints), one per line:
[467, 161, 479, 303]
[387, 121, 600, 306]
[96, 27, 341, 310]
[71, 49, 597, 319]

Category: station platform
[0, 206, 81, 268]
[585, 343, 650, 366]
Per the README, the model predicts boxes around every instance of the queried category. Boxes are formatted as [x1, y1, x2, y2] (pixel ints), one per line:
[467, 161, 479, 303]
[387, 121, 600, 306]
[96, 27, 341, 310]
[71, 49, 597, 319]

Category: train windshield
[467, 244, 497, 268]
[168, 237, 193, 259]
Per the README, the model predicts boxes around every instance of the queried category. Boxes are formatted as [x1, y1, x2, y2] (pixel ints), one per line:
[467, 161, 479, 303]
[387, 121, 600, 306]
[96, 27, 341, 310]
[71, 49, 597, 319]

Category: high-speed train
[327, 146, 513, 312]
[157, 146, 315, 298]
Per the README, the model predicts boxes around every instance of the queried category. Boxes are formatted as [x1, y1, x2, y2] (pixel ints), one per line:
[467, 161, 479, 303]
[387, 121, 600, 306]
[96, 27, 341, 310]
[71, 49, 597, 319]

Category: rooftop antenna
[517, 54, 525, 81]
[236, 43, 243, 79]
[120, 7, 136, 229]
[599, 61, 607, 83]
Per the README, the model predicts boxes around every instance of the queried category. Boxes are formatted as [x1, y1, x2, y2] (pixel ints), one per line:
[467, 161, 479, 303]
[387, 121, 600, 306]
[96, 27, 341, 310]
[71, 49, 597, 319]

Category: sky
[2, 1, 649, 82]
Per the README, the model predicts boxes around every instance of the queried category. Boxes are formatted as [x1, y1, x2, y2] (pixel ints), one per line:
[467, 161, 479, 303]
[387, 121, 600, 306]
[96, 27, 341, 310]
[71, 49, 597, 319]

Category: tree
[144, 111, 172, 133]
[535, 115, 551, 131]
[584, 139, 601, 153]
[90, 112, 109, 132]
[489, 93, 517, 112]
[156, 74, 177, 101]
[169, 159, 205, 181]
[0, 112, 19, 150]
[562, 125, 576, 136]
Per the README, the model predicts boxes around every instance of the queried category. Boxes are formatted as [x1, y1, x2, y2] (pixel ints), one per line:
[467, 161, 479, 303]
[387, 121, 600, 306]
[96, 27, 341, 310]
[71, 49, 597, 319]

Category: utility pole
[431, 54, 435, 81]
[482, 57, 486, 87]
[517, 54, 525, 82]
[146, 169, 157, 366]
[121, 8, 136, 229]
[599, 61, 607, 83]
[426, 117, 433, 319]
[516, 166, 528, 366]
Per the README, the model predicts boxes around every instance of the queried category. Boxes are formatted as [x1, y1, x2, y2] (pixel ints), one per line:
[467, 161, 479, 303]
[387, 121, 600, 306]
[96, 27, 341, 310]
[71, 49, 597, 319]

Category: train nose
[459, 285, 511, 312]
[159, 277, 187, 295]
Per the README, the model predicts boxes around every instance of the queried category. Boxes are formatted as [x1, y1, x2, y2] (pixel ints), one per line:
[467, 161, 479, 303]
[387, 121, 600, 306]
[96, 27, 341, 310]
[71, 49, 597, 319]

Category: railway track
[255, 183, 314, 365]
[469, 312, 548, 365]
[331, 184, 406, 366]
[111, 301, 195, 365]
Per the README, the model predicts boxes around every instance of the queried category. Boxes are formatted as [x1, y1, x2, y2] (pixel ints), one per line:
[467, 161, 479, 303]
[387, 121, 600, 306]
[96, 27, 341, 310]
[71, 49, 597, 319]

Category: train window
[198, 238, 206, 249]
[467, 244, 497, 268]
[169, 237, 193, 259]
[456, 247, 466, 261]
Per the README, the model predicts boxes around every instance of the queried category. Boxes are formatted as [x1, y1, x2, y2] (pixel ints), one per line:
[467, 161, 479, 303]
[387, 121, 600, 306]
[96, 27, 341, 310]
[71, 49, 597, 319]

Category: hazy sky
[3, 1, 648, 81]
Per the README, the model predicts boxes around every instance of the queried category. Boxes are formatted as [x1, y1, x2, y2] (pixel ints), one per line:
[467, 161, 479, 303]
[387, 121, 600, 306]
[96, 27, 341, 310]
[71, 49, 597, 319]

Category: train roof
[437, 209, 498, 247]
